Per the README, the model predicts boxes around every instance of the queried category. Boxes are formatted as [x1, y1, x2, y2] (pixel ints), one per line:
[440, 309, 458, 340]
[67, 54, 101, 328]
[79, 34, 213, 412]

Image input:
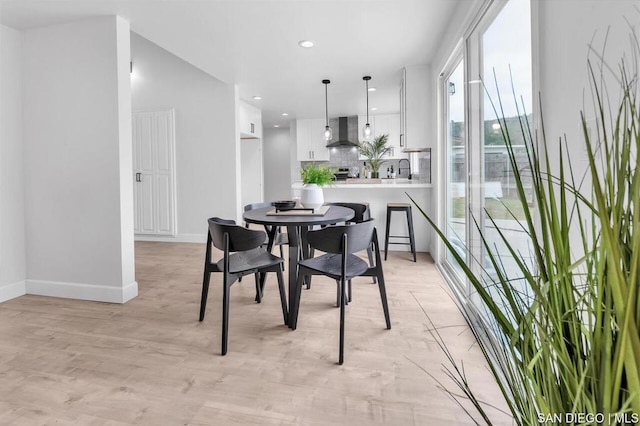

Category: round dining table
[243, 205, 354, 327]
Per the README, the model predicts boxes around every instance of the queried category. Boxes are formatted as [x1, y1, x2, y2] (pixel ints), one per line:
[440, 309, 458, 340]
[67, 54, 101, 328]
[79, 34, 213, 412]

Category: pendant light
[322, 79, 332, 141]
[363, 76, 372, 140]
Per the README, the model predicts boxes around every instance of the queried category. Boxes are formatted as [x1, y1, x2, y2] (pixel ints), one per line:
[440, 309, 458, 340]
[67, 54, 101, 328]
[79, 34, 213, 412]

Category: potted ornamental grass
[299, 163, 335, 209]
[358, 134, 391, 178]
[408, 43, 640, 424]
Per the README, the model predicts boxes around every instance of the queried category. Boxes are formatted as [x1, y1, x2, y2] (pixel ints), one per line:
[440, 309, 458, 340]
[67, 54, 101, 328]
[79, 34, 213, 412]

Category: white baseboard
[26, 279, 139, 304]
[0, 280, 26, 303]
[135, 233, 206, 243]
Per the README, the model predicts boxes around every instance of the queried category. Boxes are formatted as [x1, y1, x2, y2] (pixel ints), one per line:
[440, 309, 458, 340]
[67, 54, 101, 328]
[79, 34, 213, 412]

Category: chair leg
[254, 272, 263, 303]
[339, 277, 346, 365]
[373, 228, 391, 329]
[200, 234, 213, 321]
[275, 267, 288, 325]
[305, 249, 314, 290]
[279, 244, 285, 269]
[290, 272, 306, 330]
[221, 274, 231, 355]
[376, 271, 391, 330]
[384, 208, 392, 260]
[367, 244, 377, 284]
[334, 279, 349, 306]
[406, 208, 416, 262]
[200, 268, 211, 322]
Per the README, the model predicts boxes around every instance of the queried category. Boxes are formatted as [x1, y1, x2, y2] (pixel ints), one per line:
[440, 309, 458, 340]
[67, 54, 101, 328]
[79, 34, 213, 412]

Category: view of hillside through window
[444, 0, 532, 313]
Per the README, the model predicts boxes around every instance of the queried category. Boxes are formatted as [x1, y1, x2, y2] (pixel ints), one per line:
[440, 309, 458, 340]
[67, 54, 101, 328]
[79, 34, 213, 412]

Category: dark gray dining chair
[200, 217, 288, 355]
[316, 202, 376, 302]
[243, 202, 289, 258]
[290, 219, 391, 365]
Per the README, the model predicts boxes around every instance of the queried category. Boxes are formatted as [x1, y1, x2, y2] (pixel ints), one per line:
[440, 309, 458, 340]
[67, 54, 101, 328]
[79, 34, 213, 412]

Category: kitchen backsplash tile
[299, 146, 431, 181]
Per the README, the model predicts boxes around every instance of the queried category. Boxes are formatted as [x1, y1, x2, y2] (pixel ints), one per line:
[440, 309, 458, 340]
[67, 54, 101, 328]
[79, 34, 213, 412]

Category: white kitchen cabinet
[296, 118, 329, 161]
[358, 114, 402, 158]
[400, 68, 407, 149]
[373, 114, 401, 157]
[400, 65, 429, 150]
[239, 100, 262, 139]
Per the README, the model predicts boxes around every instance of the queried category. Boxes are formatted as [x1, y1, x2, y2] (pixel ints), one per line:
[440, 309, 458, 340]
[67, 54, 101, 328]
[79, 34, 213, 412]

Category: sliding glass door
[442, 55, 467, 291]
[478, 0, 533, 317]
[438, 0, 532, 318]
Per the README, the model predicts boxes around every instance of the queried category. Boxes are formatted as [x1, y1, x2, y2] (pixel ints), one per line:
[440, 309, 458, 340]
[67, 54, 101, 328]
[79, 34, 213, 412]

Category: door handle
[136, 172, 141, 182]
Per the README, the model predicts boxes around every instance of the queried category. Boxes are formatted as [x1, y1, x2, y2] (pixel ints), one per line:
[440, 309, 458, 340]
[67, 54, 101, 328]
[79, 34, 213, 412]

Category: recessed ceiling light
[298, 40, 314, 48]
[371, 107, 378, 111]
[274, 124, 280, 128]
[252, 96, 262, 100]
[281, 112, 289, 116]
[368, 87, 376, 92]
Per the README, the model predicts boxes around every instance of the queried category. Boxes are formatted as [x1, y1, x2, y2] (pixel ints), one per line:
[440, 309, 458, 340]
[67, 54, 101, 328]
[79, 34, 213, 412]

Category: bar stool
[384, 203, 416, 262]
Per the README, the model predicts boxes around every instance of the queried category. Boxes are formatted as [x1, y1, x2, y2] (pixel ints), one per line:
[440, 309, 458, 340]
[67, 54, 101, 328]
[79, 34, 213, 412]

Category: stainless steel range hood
[326, 116, 359, 147]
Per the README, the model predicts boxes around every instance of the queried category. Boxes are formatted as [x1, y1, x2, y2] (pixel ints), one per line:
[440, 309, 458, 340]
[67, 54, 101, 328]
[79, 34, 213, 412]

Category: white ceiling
[0, 0, 462, 128]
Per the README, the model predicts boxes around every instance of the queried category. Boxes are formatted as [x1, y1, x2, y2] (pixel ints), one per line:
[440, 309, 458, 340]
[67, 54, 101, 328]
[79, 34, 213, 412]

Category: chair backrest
[325, 202, 370, 223]
[208, 217, 266, 252]
[244, 202, 273, 212]
[209, 217, 236, 226]
[307, 220, 375, 255]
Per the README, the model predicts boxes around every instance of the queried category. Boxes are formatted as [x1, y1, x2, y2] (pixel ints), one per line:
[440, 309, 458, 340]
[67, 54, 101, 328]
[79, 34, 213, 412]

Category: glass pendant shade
[324, 125, 333, 141]
[362, 76, 373, 141]
[363, 123, 372, 140]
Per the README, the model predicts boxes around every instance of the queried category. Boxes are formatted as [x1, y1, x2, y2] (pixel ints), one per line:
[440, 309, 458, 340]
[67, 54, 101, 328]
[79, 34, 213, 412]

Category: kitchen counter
[292, 179, 431, 190]
[291, 179, 433, 254]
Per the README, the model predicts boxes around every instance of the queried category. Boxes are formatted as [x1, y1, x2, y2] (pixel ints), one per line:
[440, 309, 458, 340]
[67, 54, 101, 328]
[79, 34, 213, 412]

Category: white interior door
[240, 137, 263, 207]
[133, 109, 176, 236]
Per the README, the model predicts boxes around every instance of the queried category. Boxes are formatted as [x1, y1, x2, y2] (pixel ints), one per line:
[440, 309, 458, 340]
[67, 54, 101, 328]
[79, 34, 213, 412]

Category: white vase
[300, 183, 324, 209]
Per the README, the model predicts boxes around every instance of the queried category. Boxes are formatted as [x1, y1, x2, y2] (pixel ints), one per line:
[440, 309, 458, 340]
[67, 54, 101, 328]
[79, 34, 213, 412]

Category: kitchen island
[292, 179, 433, 254]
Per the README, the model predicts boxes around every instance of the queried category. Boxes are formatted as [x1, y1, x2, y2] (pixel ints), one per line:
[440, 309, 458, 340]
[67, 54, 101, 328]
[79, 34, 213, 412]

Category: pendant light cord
[325, 83, 329, 127]
[366, 79, 369, 124]
[363, 76, 371, 125]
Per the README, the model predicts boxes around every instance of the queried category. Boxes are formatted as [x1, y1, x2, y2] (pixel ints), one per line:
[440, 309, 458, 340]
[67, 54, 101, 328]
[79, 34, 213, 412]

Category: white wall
[263, 127, 293, 201]
[131, 32, 237, 240]
[537, 0, 637, 168]
[289, 122, 300, 190]
[22, 16, 136, 303]
[0, 25, 27, 302]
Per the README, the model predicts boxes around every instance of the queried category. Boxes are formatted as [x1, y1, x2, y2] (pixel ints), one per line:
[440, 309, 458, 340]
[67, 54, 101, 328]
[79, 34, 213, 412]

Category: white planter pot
[300, 184, 324, 209]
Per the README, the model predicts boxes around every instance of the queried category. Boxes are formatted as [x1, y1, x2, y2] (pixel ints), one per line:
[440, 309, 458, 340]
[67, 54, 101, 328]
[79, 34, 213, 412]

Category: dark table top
[243, 205, 354, 227]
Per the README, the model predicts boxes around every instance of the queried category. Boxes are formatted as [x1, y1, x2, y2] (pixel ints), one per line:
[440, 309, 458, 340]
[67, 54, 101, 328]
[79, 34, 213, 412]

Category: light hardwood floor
[0, 242, 511, 425]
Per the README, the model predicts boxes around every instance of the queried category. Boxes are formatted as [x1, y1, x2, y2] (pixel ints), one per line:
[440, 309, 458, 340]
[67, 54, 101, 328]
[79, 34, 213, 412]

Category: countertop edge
[292, 182, 432, 189]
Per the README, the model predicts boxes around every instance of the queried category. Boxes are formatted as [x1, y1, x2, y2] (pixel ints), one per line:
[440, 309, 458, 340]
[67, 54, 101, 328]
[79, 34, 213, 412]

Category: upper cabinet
[239, 100, 262, 139]
[373, 114, 401, 153]
[358, 114, 402, 158]
[400, 68, 407, 149]
[296, 118, 330, 162]
[400, 65, 430, 150]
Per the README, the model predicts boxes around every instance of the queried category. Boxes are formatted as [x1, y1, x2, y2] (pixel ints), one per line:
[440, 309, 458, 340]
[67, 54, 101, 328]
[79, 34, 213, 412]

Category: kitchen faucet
[398, 158, 411, 180]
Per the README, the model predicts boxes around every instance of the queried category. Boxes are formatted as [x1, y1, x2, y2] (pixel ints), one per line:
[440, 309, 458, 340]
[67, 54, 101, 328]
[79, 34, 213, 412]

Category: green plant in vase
[299, 163, 335, 209]
[300, 163, 336, 186]
[358, 134, 391, 178]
